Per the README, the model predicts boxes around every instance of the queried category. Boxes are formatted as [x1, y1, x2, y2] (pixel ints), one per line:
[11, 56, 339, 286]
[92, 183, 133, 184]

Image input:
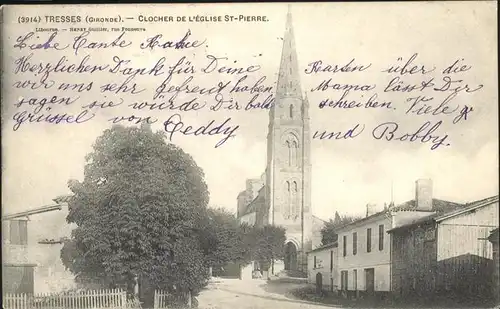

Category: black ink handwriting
[372, 121, 450, 150]
[14, 32, 69, 51]
[313, 124, 365, 140]
[73, 31, 132, 56]
[305, 59, 372, 74]
[163, 113, 239, 148]
[139, 30, 205, 51]
[382, 53, 436, 75]
[319, 93, 393, 110]
[12, 109, 95, 131]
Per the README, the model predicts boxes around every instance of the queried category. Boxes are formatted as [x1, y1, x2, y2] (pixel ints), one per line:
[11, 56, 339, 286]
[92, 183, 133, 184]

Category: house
[2, 216, 35, 294]
[306, 242, 338, 293]
[489, 228, 499, 303]
[2, 195, 76, 294]
[336, 179, 463, 299]
[388, 195, 499, 301]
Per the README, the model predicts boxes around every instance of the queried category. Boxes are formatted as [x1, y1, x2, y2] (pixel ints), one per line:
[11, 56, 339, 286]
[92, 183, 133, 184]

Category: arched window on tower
[284, 181, 291, 218]
[285, 134, 299, 167]
[290, 140, 298, 167]
[290, 181, 299, 218]
[289, 105, 294, 119]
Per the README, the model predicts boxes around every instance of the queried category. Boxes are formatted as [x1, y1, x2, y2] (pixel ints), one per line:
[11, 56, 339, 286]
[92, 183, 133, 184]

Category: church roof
[241, 186, 265, 216]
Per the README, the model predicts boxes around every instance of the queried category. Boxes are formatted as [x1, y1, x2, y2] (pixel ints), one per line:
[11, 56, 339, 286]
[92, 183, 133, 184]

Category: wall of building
[391, 223, 438, 298]
[491, 234, 499, 304]
[28, 207, 77, 293]
[433, 202, 499, 298]
[437, 202, 498, 261]
[307, 248, 337, 292]
[3, 219, 30, 265]
[337, 214, 392, 293]
[239, 212, 257, 226]
[392, 202, 499, 300]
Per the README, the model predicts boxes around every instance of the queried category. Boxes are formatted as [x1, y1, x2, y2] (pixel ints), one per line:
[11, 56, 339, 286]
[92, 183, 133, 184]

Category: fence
[153, 290, 192, 309]
[3, 288, 127, 309]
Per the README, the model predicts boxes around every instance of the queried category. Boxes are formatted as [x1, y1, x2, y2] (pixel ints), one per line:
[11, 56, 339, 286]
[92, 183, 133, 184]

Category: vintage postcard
[1, 2, 498, 309]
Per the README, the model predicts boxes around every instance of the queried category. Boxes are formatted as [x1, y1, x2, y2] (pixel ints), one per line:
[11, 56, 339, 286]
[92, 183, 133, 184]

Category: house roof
[240, 186, 265, 216]
[388, 195, 498, 233]
[390, 198, 463, 214]
[307, 241, 338, 254]
[313, 215, 327, 224]
[435, 195, 498, 222]
[3, 204, 63, 220]
[336, 198, 463, 233]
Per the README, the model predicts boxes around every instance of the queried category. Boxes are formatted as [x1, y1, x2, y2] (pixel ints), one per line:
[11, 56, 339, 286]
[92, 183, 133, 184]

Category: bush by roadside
[291, 286, 498, 309]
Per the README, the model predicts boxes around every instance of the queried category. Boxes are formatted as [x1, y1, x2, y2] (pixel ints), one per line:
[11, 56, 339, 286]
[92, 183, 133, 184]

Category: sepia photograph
[1, 2, 498, 309]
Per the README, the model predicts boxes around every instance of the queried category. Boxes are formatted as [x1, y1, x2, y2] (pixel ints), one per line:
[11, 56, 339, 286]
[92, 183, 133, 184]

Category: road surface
[198, 278, 340, 309]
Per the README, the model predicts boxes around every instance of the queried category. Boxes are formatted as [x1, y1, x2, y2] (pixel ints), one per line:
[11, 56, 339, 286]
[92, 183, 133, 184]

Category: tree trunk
[208, 267, 213, 277]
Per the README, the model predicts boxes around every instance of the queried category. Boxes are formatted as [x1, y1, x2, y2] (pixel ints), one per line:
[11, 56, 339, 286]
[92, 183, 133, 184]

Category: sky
[2, 2, 498, 221]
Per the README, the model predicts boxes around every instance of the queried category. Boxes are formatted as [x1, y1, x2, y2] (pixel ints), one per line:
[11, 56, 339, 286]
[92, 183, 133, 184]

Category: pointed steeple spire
[276, 6, 302, 100]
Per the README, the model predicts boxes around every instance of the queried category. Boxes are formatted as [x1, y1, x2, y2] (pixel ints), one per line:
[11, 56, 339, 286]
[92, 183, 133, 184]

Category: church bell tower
[264, 7, 312, 273]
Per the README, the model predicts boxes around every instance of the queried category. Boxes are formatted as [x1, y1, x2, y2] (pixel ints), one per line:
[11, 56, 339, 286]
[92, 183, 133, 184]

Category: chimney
[415, 179, 433, 211]
[366, 203, 377, 217]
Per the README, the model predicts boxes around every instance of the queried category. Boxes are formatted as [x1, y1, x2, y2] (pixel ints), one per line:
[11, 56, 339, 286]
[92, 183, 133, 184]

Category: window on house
[367, 228, 372, 252]
[353, 232, 357, 255]
[330, 250, 334, 271]
[343, 235, 347, 257]
[9, 220, 28, 245]
[314, 256, 317, 268]
[379, 224, 385, 251]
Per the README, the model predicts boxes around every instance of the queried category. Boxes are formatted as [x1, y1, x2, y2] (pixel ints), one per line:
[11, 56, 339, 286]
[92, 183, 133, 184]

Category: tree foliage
[199, 207, 242, 269]
[61, 125, 210, 296]
[321, 212, 363, 245]
[199, 210, 286, 270]
[251, 225, 286, 270]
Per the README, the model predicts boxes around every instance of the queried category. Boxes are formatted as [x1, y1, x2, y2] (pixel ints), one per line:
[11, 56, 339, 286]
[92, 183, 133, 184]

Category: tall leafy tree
[251, 225, 286, 270]
[321, 211, 363, 245]
[61, 124, 210, 299]
[200, 207, 242, 270]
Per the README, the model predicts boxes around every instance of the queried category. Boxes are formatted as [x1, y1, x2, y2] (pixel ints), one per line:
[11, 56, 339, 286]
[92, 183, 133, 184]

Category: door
[316, 273, 323, 293]
[365, 268, 375, 295]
